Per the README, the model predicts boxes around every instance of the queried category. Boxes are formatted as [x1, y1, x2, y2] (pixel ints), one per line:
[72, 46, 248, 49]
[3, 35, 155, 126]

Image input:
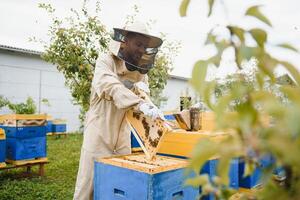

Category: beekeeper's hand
[139, 102, 165, 120]
[134, 81, 150, 93]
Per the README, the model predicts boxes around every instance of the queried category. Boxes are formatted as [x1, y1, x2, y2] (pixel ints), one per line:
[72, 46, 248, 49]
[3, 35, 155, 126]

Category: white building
[0, 44, 195, 131]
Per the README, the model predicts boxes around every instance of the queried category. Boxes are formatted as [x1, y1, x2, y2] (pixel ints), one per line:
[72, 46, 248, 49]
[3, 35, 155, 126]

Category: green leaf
[251, 91, 285, 117]
[179, 0, 190, 17]
[205, 30, 216, 45]
[256, 72, 265, 89]
[190, 60, 208, 95]
[208, 54, 221, 67]
[249, 28, 267, 48]
[189, 139, 219, 173]
[215, 94, 233, 114]
[279, 61, 300, 85]
[235, 45, 261, 68]
[245, 5, 272, 27]
[244, 160, 256, 177]
[203, 81, 216, 111]
[277, 43, 299, 53]
[227, 26, 245, 43]
[208, 0, 215, 17]
[257, 54, 277, 82]
[217, 157, 231, 185]
[280, 86, 300, 104]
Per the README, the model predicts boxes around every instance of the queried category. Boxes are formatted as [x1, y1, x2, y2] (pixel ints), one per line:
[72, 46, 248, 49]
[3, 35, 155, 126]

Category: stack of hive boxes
[0, 114, 47, 162]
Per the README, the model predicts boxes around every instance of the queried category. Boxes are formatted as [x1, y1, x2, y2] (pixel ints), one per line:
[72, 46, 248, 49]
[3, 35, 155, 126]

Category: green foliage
[207, 0, 215, 17]
[179, 0, 190, 17]
[245, 5, 272, 27]
[0, 96, 51, 114]
[38, 2, 179, 123]
[0, 134, 83, 200]
[7, 97, 37, 114]
[180, 0, 300, 199]
[41, 98, 51, 107]
[277, 43, 299, 53]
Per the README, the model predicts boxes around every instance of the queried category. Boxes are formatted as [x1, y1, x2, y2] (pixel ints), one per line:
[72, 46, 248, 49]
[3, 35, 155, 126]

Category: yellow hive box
[158, 130, 229, 158]
[52, 119, 67, 125]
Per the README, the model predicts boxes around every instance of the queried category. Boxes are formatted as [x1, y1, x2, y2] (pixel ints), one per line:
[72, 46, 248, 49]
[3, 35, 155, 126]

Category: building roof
[0, 44, 43, 56]
[169, 74, 189, 81]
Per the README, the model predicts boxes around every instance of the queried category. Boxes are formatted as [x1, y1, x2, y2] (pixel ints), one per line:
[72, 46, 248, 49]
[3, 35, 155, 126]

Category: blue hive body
[94, 154, 199, 200]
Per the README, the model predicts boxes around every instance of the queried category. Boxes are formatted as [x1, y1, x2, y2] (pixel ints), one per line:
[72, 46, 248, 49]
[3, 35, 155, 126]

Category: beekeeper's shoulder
[95, 52, 115, 72]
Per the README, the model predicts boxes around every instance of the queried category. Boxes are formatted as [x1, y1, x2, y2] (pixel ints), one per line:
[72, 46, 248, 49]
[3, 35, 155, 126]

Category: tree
[180, 0, 300, 199]
[37, 2, 180, 125]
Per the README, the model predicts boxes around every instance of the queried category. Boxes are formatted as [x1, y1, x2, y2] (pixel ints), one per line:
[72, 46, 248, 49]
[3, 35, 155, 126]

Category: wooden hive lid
[0, 114, 47, 120]
[46, 115, 53, 120]
[126, 110, 172, 161]
[52, 119, 67, 124]
[98, 153, 188, 174]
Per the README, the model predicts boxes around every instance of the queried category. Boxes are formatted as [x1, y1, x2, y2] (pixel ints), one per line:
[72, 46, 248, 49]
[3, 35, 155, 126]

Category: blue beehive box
[52, 119, 67, 133]
[0, 114, 47, 161]
[2, 126, 46, 138]
[6, 136, 47, 160]
[94, 154, 199, 200]
[0, 128, 6, 163]
[238, 155, 274, 188]
[52, 124, 67, 132]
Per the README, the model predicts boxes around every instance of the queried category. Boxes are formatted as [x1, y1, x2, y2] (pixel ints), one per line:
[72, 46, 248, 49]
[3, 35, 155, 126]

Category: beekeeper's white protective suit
[73, 21, 163, 200]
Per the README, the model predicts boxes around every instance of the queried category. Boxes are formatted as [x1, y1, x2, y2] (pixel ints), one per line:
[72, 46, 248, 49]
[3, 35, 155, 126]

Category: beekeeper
[73, 21, 164, 200]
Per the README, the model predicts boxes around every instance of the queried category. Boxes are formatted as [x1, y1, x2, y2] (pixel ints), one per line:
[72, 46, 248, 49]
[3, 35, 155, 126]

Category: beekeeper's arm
[92, 58, 143, 110]
[133, 76, 165, 120]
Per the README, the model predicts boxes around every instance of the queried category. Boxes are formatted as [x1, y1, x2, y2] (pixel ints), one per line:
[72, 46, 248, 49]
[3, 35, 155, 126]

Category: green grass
[0, 134, 83, 200]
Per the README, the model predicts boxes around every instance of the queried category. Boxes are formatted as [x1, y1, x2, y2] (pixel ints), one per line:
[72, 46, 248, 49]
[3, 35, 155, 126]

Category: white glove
[191, 102, 204, 109]
[135, 82, 150, 93]
[139, 102, 165, 120]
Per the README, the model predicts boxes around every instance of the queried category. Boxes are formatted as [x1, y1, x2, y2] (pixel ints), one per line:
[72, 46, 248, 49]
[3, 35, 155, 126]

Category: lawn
[0, 134, 83, 200]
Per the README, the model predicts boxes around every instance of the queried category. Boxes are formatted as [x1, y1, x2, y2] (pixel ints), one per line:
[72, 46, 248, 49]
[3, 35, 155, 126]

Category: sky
[0, 0, 299, 79]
